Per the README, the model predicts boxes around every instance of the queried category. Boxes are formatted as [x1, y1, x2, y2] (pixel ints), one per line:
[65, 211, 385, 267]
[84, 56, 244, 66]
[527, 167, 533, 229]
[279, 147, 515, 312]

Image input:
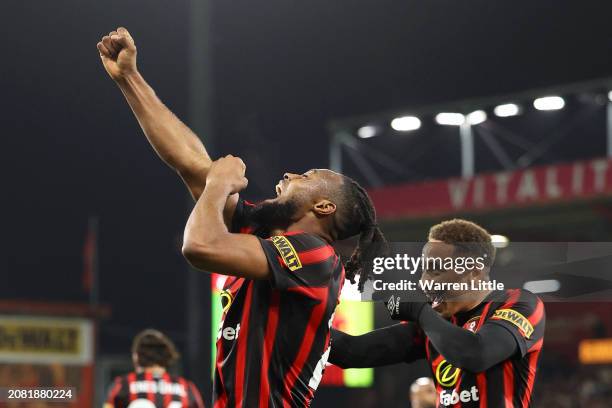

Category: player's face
[273, 169, 342, 209]
[420, 240, 480, 318]
[253, 169, 341, 228]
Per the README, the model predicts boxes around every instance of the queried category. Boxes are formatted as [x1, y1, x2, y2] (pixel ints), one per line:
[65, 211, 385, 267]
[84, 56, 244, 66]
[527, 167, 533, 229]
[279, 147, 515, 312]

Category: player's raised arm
[182, 155, 271, 279]
[96, 27, 210, 201]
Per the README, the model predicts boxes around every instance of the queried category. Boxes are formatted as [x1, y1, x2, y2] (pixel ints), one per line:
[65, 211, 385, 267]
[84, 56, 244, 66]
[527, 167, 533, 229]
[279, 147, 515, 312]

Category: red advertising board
[369, 157, 612, 219]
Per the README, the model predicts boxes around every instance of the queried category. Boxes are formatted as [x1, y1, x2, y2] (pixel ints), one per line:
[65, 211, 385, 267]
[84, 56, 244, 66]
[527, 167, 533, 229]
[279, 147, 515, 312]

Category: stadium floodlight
[494, 103, 521, 117]
[533, 96, 565, 111]
[467, 110, 487, 125]
[491, 234, 510, 248]
[357, 125, 378, 138]
[435, 112, 465, 126]
[390, 116, 421, 131]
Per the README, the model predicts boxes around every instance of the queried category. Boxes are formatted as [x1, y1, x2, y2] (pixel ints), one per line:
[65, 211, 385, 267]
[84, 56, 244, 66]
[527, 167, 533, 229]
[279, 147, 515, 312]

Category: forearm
[183, 182, 231, 261]
[116, 72, 211, 182]
[418, 306, 517, 372]
[329, 324, 421, 368]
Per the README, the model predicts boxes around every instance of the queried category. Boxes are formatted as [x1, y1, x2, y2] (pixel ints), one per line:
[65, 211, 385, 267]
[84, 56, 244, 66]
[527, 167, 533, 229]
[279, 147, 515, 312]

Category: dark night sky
[3, 0, 612, 352]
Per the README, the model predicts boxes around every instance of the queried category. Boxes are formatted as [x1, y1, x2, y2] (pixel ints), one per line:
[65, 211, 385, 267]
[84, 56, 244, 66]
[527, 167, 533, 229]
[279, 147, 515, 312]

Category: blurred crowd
[534, 365, 612, 408]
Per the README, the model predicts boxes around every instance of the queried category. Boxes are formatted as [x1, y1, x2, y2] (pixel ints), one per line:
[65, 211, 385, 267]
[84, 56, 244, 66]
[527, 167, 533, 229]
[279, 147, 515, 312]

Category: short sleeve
[259, 233, 336, 291]
[187, 380, 206, 408]
[230, 197, 258, 234]
[485, 290, 545, 357]
[104, 376, 127, 406]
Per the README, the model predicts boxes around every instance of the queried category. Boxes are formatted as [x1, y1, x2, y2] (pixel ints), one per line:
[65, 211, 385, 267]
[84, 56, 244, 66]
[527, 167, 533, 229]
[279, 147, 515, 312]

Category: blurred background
[2, 0, 612, 406]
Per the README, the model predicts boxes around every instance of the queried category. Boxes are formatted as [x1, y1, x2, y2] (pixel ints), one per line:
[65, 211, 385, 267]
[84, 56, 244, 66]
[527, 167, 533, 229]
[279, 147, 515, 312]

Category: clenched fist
[97, 27, 137, 81]
[207, 155, 249, 194]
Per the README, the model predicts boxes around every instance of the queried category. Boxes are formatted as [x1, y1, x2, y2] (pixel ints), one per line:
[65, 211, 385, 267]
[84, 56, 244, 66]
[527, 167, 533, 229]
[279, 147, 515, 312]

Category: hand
[207, 155, 248, 194]
[385, 295, 427, 322]
[97, 27, 138, 81]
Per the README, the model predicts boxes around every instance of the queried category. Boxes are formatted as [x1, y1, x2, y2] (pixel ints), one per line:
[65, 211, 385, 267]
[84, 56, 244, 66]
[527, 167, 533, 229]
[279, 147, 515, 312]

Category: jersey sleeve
[104, 376, 128, 407]
[329, 323, 425, 368]
[230, 196, 258, 234]
[485, 289, 546, 357]
[187, 380, 206, 408]
[259, 233, 335, 291]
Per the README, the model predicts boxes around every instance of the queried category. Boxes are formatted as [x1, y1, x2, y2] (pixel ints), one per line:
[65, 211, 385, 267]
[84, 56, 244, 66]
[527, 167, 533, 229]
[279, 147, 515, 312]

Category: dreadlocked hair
[335, 176, 389, 291]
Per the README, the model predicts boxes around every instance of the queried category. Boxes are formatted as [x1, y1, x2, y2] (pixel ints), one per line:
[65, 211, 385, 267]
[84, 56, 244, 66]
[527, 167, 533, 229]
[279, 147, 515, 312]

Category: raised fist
[96, 27, 137, 81]
[207, 155, 249, 194]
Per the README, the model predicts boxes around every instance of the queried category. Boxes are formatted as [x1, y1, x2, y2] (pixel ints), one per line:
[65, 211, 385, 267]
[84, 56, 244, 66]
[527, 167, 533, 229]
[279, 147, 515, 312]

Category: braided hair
[335, 176, 388, 291]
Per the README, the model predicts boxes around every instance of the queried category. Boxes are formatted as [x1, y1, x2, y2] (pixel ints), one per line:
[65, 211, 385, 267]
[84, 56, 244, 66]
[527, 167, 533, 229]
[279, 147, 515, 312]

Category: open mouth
[275, 184, 282, 196]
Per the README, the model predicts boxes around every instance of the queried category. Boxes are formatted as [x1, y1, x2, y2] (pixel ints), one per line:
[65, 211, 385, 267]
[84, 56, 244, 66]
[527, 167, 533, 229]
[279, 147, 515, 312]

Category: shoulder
[489, 289, 545, 331]
[490, 288, 543, 310]
[105, 374, 129, 401]
[267, 232, 336, 267]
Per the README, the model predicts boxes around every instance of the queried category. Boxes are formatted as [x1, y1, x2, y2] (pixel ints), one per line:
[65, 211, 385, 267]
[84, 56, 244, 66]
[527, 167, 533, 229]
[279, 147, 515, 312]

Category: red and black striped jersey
[104, 371, 205, 408]
[213, 198, 345, 407]
[420, 288, 545, 408]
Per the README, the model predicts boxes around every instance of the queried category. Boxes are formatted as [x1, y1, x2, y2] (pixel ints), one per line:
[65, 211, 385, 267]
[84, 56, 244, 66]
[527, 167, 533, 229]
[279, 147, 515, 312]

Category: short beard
[249, 198, 299, 230]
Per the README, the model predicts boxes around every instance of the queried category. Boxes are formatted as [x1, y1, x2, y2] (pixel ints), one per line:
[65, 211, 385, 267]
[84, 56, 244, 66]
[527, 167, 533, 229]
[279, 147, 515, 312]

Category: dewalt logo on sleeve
[491, 309, 534, 338]
[271, 236, 302, 271]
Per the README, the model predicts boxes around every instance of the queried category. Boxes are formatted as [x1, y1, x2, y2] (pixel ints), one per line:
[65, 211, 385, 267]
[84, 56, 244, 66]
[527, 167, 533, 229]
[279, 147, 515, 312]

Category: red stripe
[503, 360, 515, 408]
[190, 381, 206, 408]
[274, 245, 335, 268]
[144, 372, 154, 402]
[226, 277, 244, 292]
[281, 230, 305, 236]
[521, 344, 542, 407]
[127, 373, 137, 401]
[528, 337, 544, 353]
[528, 299, 544, 326]
[162, 373, 172, 407]
[282, 287, 329, 408]
[430, 353, 444, 405]
[474, 308, 491, 408]
[259, 291, 281, 408]
[235, 281, 254, 408]
[476, 373, 487, 407]
[297, 245, 335, 265]
[106, 377, 122, 404]
[476, 303, 492, 331]
[214, 340, 228, 408]
[501, 289, 521, 309]
[178, 377, 189, 407]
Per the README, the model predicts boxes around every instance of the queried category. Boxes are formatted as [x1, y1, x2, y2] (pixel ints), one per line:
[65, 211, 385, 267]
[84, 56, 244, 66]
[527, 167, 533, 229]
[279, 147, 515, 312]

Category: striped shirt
[105, 371, 205, 408]
[213, 198, 345, 407]
[424, 289, 545, 407]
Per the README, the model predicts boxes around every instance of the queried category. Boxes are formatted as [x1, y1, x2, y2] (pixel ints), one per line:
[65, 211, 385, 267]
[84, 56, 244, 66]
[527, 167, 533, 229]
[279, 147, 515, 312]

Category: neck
[461, 289, 492, 313]
[137, 365, 166, 375]
[273, 216, 333, 243]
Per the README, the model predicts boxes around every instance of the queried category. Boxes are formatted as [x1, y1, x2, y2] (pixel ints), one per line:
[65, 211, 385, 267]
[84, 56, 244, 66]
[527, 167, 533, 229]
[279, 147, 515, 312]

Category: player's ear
[313, 199, 336, 216]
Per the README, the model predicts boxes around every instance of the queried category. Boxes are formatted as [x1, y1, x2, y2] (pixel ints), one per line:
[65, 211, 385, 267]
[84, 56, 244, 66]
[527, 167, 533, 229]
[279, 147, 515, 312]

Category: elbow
[181, 240, 216, 269]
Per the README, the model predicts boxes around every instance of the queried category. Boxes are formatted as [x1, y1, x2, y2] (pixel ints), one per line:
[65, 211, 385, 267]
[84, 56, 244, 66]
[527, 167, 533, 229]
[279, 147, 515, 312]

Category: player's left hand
[385, 295, 427, 322]
[207, 155, 249, 194]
